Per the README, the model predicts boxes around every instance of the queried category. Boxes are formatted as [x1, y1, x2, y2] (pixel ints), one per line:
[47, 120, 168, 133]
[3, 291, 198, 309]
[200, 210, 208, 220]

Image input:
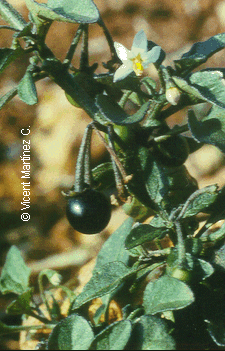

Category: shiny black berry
[66, 189, 111, 234]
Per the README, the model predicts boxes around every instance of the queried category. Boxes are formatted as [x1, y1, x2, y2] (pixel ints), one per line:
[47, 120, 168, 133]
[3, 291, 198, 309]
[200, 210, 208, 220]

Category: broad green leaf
[144, 160, 165, 205]
[25, 0, 99, 24]
[188, 70, 225, 109]
[92, 162, 115, 190]
[6, 288, 33, 315]
[90, 320, 132, 350]
[0, 246, 31, 295]
[174, 32, 225, 72]
[47, 314, 94, 350]
[143, 275, 194, 315]
[172, 76, 205, 104]
[125, 223, 169, 250]
[0, 0, 27, 31]
[18, 65, 38, 105]
[182, 185, 219, 218]
[188, 106, 225, 154]
[150, 215, 173, 229]
[96, 94, 151, 125]
[131, 315, 175, 350]
[72, 262, 132, 309]
[0, 86, 17, 110]
[0, 47, 23, 75]
[94, 217, 134, 270]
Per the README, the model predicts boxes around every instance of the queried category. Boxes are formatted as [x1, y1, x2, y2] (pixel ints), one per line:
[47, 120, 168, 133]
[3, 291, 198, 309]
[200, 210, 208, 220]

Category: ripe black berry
[66, 189, 111, 234]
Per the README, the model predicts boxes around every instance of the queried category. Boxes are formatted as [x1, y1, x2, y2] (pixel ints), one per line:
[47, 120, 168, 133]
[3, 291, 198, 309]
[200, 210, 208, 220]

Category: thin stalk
[28, 310, 51, 325]
[92, 123, 130, 183]
[0, 25, 20, 31]
[84, 125, 93, 187]
[174, 221, 186, 268]
[80, 24, 89, 71]
[107, 124, 127, 199]
[74, 123, 94, 192]
[0, 323, 56, 336]
[38, 274, 52, 321]
[98, 16, 118, 61]
[118, 91, 133, 109]
[63, 24, 84, 68]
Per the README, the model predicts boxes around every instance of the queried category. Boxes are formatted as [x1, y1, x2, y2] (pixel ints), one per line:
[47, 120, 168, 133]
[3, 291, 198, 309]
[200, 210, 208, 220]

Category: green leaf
[125, 223, 169, 250]
[96, 94, 151, 125]
[0, 0, 27, 31]
[173, 76, 207, 104]
[0, 47, 23, 75]
[25, 0, 99, 24]
[182, 185, 219, 218]
[188, 70, 225, 109]
[174, 32, 225, 72]
[188, 106, 225, 154]
[0, 246, 31, 295]
[18, 65, 38, 105]
[143, 275, 194, 315]
[90, 320, 132, 350]
[131, 315, 175, 350]
[6, 287, 34, 315]
[72, 262, 132, 309]
[92, 162, 115, 190]
[94, 217, 134, 270]
[47, 314, 94, 350]
[0, 86, 17, 110]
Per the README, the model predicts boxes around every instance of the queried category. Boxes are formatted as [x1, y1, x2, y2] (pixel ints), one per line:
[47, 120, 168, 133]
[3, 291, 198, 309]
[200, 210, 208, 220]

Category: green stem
[174, 221, 186, 268]
[0, 322, 55, 336]
[74, 122, 94, 192]
[98, 16, 118, 61]
[80, 24, 89, 71]
[28, 310, 51, 325]
[38, 273, 52, 321]
[63, 24, 84, 68]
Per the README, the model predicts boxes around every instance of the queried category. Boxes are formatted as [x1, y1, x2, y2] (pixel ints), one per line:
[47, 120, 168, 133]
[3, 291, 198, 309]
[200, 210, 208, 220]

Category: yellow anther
[131, 53, 144, 77]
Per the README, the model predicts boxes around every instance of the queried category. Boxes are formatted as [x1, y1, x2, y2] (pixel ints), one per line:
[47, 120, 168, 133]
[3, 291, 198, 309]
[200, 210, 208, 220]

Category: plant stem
[98, 16, 118, 61]
[106, 124, 128, 200]
[92, 123, 130, 183]
[0, 322, 55, 336]
[28, 310, 51, 325]
[74, 123, 94, 192]
[174, 221, 186, 268]
[80, 24, 89, 71]
[63, 24, 83, 68]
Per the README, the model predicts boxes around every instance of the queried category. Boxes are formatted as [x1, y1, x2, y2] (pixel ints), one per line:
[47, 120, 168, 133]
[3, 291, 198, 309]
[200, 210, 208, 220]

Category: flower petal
[113, 63, 133, 82]
[131, 30, 148, 54]
[114, 42, 131, 62]
[142, 46, 162, 67]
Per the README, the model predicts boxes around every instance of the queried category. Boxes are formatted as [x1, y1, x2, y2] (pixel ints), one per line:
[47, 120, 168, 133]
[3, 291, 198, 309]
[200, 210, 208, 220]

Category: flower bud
[166, 87, 181, 105]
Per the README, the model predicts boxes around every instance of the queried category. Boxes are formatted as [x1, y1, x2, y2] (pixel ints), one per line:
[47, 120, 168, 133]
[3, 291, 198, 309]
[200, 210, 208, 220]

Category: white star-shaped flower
[113, 30, 161, 82]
